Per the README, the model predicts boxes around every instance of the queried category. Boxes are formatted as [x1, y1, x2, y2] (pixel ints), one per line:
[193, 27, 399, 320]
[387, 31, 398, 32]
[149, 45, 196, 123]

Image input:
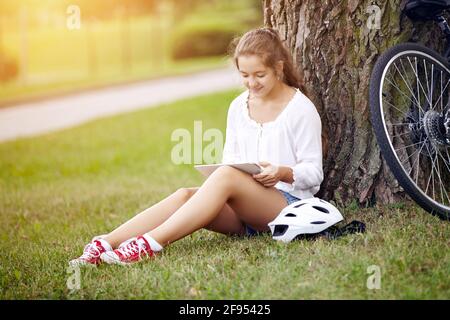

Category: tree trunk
[263, 0, 443, 207]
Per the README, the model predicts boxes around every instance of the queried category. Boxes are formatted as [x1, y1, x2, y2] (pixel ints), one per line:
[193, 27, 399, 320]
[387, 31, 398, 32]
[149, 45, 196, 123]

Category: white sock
[141, 233, 163, 252]
[92, 236, 113, 251]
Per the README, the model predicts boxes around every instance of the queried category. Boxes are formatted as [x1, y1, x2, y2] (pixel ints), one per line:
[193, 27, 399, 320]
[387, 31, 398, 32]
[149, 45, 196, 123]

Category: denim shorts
[245, 189, 301, 237]
[279, 190, 302, 205]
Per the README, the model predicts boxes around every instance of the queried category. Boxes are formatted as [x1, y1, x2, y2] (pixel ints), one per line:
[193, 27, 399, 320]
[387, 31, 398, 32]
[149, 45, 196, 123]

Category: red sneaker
[100, 235, 154, 265]
[69, 238, 112, 267]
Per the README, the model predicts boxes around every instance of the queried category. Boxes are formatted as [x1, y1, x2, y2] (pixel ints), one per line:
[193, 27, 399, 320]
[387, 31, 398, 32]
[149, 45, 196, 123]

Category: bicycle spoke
[423, 59, 432, 108]
[437, 148, 450, 169]
[446, 147, 450, 165]
[415, 137, 425, 185]
[384, 75, 419, 115]
[402, 145, 420, 171]
[414, 57, 422, 113]
[405, 139, 427, 177]
[393, 62, 424, 112]
[400, 57, 427, 110]
[435, 150, 450, 205]
[394, 140, 424, 152]
[433, 152, 448, 205]
[424, 141, 444, 202]
[386, 122, 414, 127]
[432, 69, 450, 111]
[399, 58, 422, 107]
[424, 60, 434, 108]
[392, 130, 413, 139]
[423, 143, 436, 197]
[407, 56, 431, 111]
[382, 95, 424, 132]
[386, 64, 418, 112]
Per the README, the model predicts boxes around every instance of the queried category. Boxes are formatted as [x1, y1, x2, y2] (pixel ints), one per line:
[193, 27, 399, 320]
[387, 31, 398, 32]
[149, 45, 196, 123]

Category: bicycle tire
[369, 42, 450, 220]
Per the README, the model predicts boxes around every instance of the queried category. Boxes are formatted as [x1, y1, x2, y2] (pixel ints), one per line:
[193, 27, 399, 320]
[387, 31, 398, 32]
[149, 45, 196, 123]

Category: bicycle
[369, 0, 450, 220]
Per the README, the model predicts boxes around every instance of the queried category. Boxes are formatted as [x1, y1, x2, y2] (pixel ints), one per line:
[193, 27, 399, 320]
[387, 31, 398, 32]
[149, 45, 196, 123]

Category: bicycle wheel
[369, 42, 450, 220]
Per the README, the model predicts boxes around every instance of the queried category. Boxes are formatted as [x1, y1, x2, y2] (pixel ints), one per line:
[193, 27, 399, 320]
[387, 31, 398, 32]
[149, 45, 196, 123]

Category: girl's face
[237, 54, 282, 98]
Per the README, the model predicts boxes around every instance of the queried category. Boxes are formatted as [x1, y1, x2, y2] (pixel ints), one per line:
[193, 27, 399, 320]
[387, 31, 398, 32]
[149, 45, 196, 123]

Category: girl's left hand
[252, 161, 282, 187]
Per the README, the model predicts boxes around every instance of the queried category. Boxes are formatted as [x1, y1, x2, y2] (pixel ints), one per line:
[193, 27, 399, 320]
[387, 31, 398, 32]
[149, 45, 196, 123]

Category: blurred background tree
[0, 0, 263, 104]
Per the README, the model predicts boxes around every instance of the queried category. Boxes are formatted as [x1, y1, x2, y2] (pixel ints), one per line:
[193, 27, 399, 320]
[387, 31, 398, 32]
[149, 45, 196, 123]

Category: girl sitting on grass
[69, 27, 323, 266]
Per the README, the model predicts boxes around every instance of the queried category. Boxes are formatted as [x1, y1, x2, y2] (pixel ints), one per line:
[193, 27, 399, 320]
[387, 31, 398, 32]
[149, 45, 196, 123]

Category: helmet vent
[311, 221, 326, 224]
[285, 213, 296, 217]
[293, 203, 306, 208]
[312, 206, 329, 214]
[273, 225, 288, 236]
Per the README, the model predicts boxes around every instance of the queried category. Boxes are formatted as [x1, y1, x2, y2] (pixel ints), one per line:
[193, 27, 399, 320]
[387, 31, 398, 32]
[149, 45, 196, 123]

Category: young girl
[69, 27, 323, 266]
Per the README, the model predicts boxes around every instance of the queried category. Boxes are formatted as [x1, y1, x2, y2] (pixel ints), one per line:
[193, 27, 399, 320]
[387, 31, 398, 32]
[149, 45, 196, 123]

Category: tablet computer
[194, 163, 262, 177]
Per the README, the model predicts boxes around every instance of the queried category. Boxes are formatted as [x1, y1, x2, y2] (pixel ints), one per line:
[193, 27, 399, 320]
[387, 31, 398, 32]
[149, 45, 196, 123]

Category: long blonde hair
[230, 27, 308, 96]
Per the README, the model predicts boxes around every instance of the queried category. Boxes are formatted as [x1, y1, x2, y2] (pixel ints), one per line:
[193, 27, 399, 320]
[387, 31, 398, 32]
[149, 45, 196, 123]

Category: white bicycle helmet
[268, 197, 344, 243]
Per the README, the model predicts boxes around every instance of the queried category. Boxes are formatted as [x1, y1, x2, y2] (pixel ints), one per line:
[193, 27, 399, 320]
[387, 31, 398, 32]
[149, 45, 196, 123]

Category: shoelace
[117, 238, 149, 259]
[80, 242, 102, 260]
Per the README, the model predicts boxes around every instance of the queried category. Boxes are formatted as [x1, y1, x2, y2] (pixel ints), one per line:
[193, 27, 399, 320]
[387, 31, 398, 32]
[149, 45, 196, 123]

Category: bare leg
[148, 166, 287, 246]
[102, 188, 197, 248]
[102, 187, 246, 248]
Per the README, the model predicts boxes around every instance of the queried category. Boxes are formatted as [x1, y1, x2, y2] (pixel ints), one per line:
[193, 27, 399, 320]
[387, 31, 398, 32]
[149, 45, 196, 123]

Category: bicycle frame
[435, 15, 450, 62]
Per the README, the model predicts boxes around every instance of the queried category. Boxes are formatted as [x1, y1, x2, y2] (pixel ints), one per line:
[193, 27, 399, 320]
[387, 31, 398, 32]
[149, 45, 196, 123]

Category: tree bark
[263, 0, 442, 207]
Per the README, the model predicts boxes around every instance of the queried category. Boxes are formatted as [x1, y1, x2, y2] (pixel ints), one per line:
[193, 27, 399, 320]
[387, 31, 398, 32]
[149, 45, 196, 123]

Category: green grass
[0, 90, 449, 299]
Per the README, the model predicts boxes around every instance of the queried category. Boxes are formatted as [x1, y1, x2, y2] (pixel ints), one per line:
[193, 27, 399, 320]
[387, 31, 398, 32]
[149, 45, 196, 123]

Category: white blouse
[222, 88, 323, 200]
